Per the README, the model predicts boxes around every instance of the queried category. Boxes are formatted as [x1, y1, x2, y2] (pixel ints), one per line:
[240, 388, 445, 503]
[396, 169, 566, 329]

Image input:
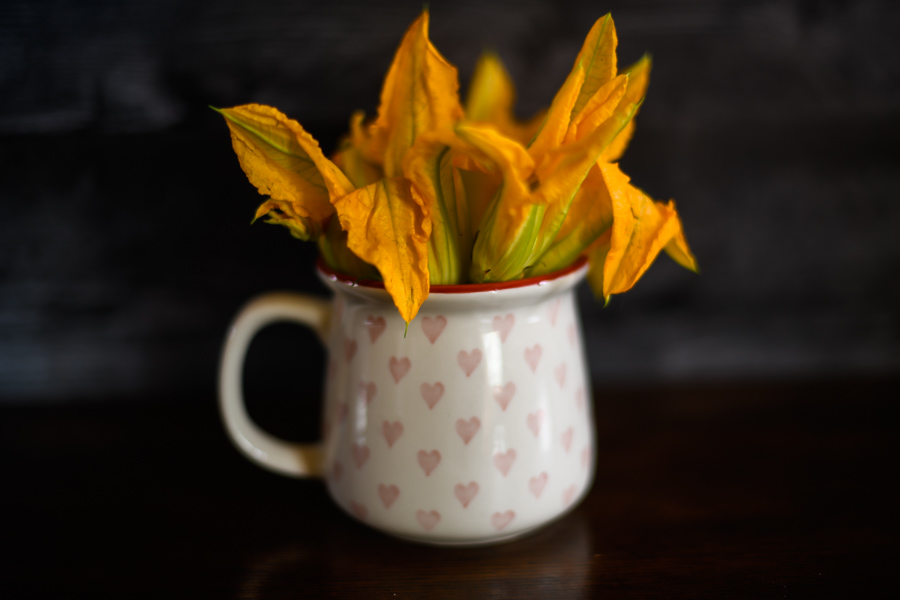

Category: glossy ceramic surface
[219, 260, 595, 545]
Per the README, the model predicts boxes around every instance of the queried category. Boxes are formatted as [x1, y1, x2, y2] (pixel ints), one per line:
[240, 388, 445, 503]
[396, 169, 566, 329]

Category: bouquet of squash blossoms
[216, 11, 697, 324]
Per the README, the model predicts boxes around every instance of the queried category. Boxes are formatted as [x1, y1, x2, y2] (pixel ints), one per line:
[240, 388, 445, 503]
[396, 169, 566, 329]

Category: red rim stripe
[317, 256, 588, 294]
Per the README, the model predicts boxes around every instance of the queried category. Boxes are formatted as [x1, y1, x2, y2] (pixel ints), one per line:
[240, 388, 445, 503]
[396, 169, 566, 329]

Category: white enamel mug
[219, 258, 595, 546]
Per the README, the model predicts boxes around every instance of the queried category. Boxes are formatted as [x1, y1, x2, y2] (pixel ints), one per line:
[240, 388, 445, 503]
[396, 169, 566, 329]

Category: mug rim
[316, 256, 588, 294]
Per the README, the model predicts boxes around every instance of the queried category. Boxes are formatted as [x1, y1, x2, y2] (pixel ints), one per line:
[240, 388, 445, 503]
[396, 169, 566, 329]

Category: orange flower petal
[331, 177, 430, 323]
[527, 163, 613, 275]
[367, 11, 464, 178]
[565, 74, 628, 144]
[570, 14, 618, 120]
[595, 163, 687, 296]
[527, 62, 585, 167]
[465, 51, 546, 146]
[216, 104, 354, 220]
[403, 133, 470, 283]
[601, 54, 651, 162]
[664, 205, 699, 273]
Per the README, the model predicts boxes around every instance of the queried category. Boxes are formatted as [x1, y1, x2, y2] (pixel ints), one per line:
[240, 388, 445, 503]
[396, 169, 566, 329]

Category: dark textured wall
[2, 0, 898, 402]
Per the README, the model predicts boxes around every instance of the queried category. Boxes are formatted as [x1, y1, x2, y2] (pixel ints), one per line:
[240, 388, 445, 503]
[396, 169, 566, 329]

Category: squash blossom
[215, 10, 697, 323]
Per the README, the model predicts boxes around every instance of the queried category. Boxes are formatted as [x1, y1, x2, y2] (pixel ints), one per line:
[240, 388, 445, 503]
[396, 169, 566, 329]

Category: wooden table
[3, 379, 897, 598]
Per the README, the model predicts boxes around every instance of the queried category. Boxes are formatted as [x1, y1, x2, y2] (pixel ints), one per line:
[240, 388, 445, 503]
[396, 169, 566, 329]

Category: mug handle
[218, 292, 331, 478]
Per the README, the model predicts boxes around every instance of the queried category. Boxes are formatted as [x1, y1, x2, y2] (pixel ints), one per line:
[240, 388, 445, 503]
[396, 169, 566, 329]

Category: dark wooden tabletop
[3, 378, 897, 599]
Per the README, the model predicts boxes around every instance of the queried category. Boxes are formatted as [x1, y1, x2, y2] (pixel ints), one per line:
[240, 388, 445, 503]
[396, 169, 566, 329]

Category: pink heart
[562, 484, 577, 507]
[492, 382, 516, 411]
[420, 382, 444, 410]
[366, 316, 386, 343]
[455, 417, 481, 445]
[344, 338, 357, 362]
[378, 484, 400, 509]
[382, 420, 404, 448]
[416, 509, 441, 532]
[555, 363, 567, 388]
[548, 298, 561, 326]
[524, 344, 542, 373]
[567, 323, 576, 347]
[454, 482, 479, 508]
[358, 382, 377, 405]
[491, 510, 515, 531]
[576, 386, 585, 411]
[529, 472, 549, 498]
[561, 427, 574, 453]
[389, 356, 411, 383]
[493, 449, 517, 477]
[349, 500, 368, 521]
[422, 315, 447, 344]
[457, 349, 482, 377]
[581, 446, 590, 469]
[527, 410, 544, 438]
[351, 444, 370, 469]
[417, 449, 441, 476]
[491, 314, 515, 343]
[332, 461, 343, 482]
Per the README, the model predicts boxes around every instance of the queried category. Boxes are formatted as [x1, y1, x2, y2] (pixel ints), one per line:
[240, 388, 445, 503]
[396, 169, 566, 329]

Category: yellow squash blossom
[216, 10, 697, 322]
[460, 14, 697, 297]
[465, 51, 546, 147]
[216, 11, 464, 323]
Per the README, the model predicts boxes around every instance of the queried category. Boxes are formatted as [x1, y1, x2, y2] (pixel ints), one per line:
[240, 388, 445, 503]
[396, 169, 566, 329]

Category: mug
[219, 257, 596, 546]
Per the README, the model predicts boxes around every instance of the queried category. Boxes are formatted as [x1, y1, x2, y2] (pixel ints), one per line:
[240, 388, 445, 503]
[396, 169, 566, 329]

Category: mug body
[319, 260, 595, 545]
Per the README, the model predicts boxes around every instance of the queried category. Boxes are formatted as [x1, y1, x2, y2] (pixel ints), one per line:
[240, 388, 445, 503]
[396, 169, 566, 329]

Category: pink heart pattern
[561, 427, 574, 453]
[378, 484, 400, 509]
[349, 501, 368, 521]
[493, 449, 516, 476]
[422, 315, 447, 344]
[382, 420, 404, 448]
[330, 292, 593, 539]
[563, 485, 577, 507]
[491, 314, 515, 343]
[366, 315, 386, 343]
[416, 509, 441, 532]
[344, 338, 357, 363]
[454, 482, 479, 508]
[389, 356, 411, 383]
[417, 450, 441, 476]
[554, 363, 566, 388]
[455, 417, 481, 445]
[527, 410, 544, 438]
[491, 510, 515, 531]
[525, 344, 542, 372]
[352, 444, 370, 469]
[358, 382, 377, 405]
[548, 298, 561, 326]
[492, 382, 516, 411]
[457, 349, 482, 377]
[420, 382, 444, 410]
[529, 472, 548, 498]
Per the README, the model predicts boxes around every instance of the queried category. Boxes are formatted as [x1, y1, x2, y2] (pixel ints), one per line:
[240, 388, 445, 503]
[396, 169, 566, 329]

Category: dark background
[1, 0, 898, 402]
[2, 1, 899, 597]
